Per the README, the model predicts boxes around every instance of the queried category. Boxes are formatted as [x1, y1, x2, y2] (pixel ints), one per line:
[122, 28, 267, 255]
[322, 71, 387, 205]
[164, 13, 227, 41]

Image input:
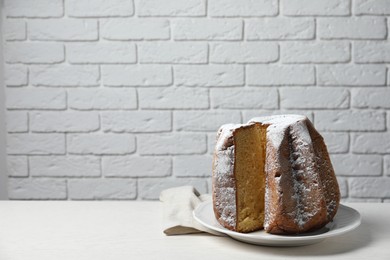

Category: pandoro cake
[212, 115, 340, 234]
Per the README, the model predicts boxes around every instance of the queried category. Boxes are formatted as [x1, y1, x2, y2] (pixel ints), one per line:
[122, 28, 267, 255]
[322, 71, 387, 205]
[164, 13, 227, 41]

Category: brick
[138, 133, 206, 155]
[30, 156, 100, 177]
[30, 111, 99, 133]
[352, 133, 390, 154]
[138, 0, 206, 17]
[175, 65, 244, 87]
[139, 87, 209, 109]
[247, 65, 315, 86]
[211, 88, 278, 109]
[102, 156, 171, 177]
[4, 19, 26, 40]
[354, 42, 390, 63]
[337, 177, 348, 198]
[281, 42, 350, 63]
[6, 111, 28, 133]
[68, 179, 136, 200]
[138, 178, 207, 200]
[209, 0, 277, 17]
[385, 156, 390, 176]
[5, 0, 63, 18]
[173, 19, 242, 40]
[173, 155, 212, 177]
[101, 111, 171, 133]
[68, 134, 135, 155]
[282, 0, 350, 16]
[102, 65, 172, 87]
[388, 68, 390, 86]
[7, 156, 28, 177]
[174, 111, 241, 132]
[331, 154, 382, 176]
[280, 88, 349, 109]
[8, 178, 67, 200]
[29, 19, 98, 41]
[355, 0, 390, 15]
[6, 88, 66, 110]
[208, 133, 218, 154]
[388, 112, 390, 130]
[67, 43, 136, 64]
[101, 18, 170, 40]
[317, 65, 386, 86]
[315, 110, 385, 131]
[350, 177, 390, 198]
[210, 42, 278, 64]
[67, 0, 134, 17]
[4, 65, 27, 86]
[30, 65, 99, 87]
[246, 18, 315, 40]
[321, 132, 349, 154]
[318, 17, 386, 39]
[243, 111, 314, 123]
[139, 42, 207, 64]
[68, 88, 137, 110]
[7, 134, 65, 155]
[352, 88, 390, 108]
[5, 43, 64, 64]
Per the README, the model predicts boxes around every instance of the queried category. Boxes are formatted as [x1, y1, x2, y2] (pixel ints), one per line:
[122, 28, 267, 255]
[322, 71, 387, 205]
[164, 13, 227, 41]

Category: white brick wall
[29, 156, 101, 177]
[100, 18, 170, 40]
[281, 42, 350, 64]
[5, 42, 64, 64]
[247, 65, 315, 86]
[4, 65, 27, 86]
[173, 19, 243, 40]
[139, 42, 208, 64]
[4, 19, 26, 40]
[137, 0, 206, 17]
[281, 0, 350, 16]
[317, 17, 387, 39]
[5, 0, 63, 18]
[175, 65, 244, 87]
[67, 0, 134, 18]
[102, 156, 171, 177]
[29, 19, 98, 41]
[209, 0, 278, 17]
[246, 18, 315, 40]
[31, 65, 99, 87]
[102, 65, 172, 86]
[3, 0, 390, 201]
[210, 42, 278, 63]
[67, 43, 137, 64]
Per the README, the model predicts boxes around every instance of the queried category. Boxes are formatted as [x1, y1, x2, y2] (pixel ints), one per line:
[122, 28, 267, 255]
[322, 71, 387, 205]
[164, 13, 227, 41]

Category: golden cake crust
[212, 124, 238, 231]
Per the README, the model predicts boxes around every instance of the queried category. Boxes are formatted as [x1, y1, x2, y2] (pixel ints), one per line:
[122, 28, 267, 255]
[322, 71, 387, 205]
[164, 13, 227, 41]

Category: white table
[0, 202, 389, 260]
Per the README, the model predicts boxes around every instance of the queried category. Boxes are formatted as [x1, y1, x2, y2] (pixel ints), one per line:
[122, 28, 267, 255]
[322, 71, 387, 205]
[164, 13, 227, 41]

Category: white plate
[193, 201, 361, 247]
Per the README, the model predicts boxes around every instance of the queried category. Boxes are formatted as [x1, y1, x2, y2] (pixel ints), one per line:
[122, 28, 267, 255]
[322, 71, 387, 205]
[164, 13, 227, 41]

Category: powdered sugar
[213, 115, 339, 233]
[213, 125, 238, 229]
[215, 124, 242, 151]
[288, 120, 322, 229]
[249, 115, 307, 148]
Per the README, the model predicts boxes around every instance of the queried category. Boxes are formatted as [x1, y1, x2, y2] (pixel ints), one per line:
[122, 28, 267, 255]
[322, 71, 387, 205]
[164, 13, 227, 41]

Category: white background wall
[0, 0, 8, 199]
[2, 0, 390, 201]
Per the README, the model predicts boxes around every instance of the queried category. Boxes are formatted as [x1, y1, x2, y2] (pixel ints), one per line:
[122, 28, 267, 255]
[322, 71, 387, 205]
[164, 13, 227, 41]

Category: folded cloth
[160, 186, 223, 236]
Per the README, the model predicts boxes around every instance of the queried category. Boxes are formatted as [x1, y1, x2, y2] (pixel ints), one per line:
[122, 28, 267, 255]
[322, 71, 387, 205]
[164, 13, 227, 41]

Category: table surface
[0, 201, 389, 260]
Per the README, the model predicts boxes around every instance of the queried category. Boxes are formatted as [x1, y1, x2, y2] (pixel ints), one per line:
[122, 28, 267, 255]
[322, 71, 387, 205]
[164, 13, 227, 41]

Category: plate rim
[193, 201, 361, 242]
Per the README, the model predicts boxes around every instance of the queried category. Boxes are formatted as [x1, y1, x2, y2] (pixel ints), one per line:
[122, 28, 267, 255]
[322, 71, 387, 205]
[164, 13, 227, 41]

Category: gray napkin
[160, 186, 222, 236]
